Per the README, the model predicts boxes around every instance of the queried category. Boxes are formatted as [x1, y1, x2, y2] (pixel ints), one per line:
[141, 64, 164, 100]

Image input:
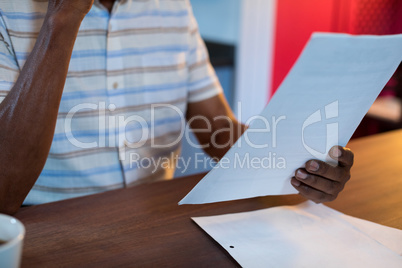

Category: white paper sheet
[192, 202, 402, 268]
[180, 33, 402, 205]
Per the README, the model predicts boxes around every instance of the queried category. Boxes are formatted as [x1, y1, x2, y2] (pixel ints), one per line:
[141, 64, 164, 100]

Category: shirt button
[113, 82, 119, 89]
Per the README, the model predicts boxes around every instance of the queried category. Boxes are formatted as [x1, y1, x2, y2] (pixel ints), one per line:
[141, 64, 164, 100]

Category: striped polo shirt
[0, 0, 222, 204]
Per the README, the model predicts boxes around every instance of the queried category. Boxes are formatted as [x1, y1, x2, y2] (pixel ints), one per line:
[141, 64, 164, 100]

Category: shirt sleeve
[0, 14, 19, 104]
[186, 1, 223, 103]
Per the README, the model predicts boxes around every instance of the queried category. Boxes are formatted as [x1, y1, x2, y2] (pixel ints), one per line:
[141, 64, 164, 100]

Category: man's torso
[0, 0, 220, 204]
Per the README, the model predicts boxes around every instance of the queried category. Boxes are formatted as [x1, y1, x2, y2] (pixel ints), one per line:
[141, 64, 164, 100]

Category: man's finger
[291, 178, 336, 203]
[294, 169, 343, 195]
[305, 159, 348, 183]
[329, 146, 354, 169]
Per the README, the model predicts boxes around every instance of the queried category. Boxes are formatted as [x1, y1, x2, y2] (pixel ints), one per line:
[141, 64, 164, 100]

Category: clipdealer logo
[302, 101, 339, 160]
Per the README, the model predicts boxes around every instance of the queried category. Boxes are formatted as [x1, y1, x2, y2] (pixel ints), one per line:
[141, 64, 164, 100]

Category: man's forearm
[205, 120, 247, 160]
[186, 94, 248, 161]
[0, 11, 85, 214]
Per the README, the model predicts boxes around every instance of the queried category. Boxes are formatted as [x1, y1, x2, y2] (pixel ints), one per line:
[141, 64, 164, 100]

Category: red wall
[271, 0, 336, 95]
[271, 0, 402, 97]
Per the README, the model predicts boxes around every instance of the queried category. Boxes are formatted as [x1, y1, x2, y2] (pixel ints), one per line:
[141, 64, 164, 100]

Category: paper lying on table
[193, 202, 402, 268]
[179, 33, 402, 205]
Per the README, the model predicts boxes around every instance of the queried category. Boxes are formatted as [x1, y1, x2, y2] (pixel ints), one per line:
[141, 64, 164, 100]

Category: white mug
[0, 214, 25, 268]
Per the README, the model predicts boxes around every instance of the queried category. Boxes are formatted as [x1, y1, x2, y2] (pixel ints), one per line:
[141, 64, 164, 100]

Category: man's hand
[48, 0, 95, 17]
[291, 146, 354, 203]
[187, 95, 354, 204]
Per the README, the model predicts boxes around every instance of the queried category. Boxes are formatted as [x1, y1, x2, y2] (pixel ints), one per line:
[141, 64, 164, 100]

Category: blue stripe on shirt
[15, 45, 189, 61]
[61, 81, 187, 101]
[0, 11, 45, 20]
[0, 51, 16, 61]
[41, 164, 121, 177]
[1, 9, 188, 20]
[0, 80, 13, 87]
[112, 10, 188, 19]
[52, 115, 183, 141]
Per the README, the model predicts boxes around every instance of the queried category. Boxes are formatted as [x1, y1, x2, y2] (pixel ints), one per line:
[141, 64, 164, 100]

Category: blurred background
[175, 0, 402, 177]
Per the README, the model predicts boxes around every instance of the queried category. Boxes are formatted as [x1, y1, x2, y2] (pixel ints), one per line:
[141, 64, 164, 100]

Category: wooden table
[15, 130, 402, 267]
